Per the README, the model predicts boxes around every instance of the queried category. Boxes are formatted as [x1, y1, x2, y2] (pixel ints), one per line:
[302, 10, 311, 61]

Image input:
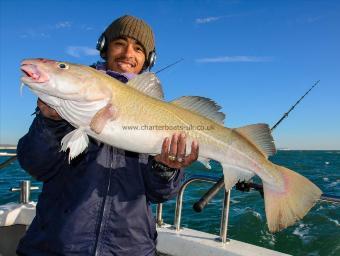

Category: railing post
[174, 183, 186, 231]
[220, 189, 231, 244]
[156, 203, 163, 227]
[10, 180, 39, 204]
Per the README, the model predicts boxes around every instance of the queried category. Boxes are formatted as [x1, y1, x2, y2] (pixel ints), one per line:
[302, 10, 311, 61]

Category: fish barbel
[20, 58, 322, 232]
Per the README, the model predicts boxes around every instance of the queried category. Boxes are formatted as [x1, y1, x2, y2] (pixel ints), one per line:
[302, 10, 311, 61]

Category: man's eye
[135, 46, 143, 53]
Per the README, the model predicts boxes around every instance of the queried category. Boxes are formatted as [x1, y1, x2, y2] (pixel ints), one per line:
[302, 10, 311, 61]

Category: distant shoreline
[0, 146, 17, 150]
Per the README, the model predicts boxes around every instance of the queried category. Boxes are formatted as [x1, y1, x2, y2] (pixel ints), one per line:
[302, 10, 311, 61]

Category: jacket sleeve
[17, 113, 74, 182]
[141, 156, 185, 204]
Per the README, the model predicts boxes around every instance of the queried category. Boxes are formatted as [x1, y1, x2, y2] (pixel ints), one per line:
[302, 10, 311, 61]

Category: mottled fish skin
[21, 58, 322, 232]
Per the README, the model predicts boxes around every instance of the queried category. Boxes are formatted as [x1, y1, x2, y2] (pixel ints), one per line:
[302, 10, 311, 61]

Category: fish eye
[58, 63, 69, 69]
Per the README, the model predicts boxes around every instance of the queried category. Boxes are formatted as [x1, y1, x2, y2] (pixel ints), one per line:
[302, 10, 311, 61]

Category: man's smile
[116, 60, 136, 68]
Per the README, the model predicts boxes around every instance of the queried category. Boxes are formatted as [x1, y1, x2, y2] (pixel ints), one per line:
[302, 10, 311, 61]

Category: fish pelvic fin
[197, 157, 212, 169]
[221, 164, 254, 191]
[61, 127, 89, 162]
[234, 124, 276, 158]
[263, 163, 322, 232]
[90, 103, 118, 134]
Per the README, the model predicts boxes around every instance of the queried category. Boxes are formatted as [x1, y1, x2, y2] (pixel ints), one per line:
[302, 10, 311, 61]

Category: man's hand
[37, 99, 63, 121]
[154, 133, 199, 169]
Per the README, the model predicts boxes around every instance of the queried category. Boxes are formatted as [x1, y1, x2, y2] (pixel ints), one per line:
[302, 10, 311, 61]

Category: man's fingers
[183, 140, 199, 165]
[155, 137, 169, 163]
[155, 136, 199, 169]
[169, 133, 179, 159]
[37, 98, 62, 120]
[176, 133, 186, 162]
[37, 99, 47, 112]
[192, 140, 199, 159]
[160, 137, 170, 162]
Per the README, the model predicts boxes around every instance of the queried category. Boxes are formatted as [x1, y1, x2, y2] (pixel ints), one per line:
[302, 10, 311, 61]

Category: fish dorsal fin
[235, 123, 276, 158]
[170, 96, 225, 125]
[127, 72, 164, 100]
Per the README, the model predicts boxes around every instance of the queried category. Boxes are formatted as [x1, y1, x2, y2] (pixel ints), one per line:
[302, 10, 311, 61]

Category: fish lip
[20, 75, 47, 85]
[20, 63, 49, 84]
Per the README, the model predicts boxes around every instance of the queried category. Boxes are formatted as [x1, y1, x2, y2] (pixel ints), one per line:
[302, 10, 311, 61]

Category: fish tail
[262, 163, 322, 232]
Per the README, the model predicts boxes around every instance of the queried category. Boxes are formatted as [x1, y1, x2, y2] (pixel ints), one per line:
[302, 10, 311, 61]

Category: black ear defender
[147, 49, 156, 71]
[96, 33, 106, 52]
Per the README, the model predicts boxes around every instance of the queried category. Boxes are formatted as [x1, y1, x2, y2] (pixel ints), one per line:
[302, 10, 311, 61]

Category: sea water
[0, 150, 339, 256]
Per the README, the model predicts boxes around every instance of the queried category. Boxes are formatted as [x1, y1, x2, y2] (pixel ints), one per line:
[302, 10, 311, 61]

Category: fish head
[20, 58, 113, 105]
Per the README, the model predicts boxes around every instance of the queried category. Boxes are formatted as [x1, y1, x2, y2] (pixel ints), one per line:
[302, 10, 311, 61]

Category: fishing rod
[271, 80, 320, 131]
[194, 169, 340, 213]
[155, 58, 184, 74]
[234, 181, 340, 203]
[0, 155, 17, 170]
[193, 80, 324, 212]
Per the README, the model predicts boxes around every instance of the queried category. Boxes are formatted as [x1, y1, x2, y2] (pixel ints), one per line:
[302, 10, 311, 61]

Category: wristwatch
[151, 159, 178, 180]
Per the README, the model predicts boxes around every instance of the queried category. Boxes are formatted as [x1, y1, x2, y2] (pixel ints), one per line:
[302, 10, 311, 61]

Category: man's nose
[122, 43, 135, 57]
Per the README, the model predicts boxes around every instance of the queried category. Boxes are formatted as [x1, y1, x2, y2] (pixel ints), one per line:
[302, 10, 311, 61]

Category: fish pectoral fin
[197, 157, 212, 169]
[221, 164, 254, 191]
[61, 127, 89, 162]
[90, 104, 118, 134]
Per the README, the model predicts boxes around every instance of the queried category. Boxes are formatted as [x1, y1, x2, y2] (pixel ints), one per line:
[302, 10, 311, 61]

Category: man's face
[105, 37, 146, 74]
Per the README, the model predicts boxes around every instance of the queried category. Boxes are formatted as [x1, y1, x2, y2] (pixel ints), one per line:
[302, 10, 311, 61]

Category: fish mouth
[20, 62, 49, 84]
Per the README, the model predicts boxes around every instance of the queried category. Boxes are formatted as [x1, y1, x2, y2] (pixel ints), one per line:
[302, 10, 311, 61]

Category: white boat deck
[157, 224, 289, 256]
[0, 202, 290, 256]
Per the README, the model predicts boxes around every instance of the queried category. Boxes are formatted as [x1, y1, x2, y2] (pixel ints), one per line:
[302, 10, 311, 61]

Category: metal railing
[155, 174, 340, 245]
[156, 175, 231, 243]
[0, 154, 40, 203]
[10, 180, 39, 204]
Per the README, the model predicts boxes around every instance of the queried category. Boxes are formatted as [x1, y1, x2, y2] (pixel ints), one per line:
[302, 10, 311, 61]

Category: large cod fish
[20, 58, 322, 232]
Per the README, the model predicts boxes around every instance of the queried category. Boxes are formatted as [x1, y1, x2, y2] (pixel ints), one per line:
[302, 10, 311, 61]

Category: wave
[293, 223, 315, 244]
[328, 218, 340, 226]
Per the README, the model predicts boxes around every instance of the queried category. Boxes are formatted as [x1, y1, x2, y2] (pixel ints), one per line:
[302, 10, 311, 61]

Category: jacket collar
[94, 61, 136, 83]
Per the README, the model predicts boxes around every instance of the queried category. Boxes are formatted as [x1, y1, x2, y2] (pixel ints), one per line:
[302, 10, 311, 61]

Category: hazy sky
[1, 0, 339, 149]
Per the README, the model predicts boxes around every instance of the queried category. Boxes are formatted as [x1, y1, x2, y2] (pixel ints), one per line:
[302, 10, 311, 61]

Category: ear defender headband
[96, 33, 156, 71]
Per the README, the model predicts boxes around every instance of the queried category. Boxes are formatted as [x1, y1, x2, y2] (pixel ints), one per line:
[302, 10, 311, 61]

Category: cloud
[20, 21, 72, 39]
[196, 56, 273, 63]
[298, 16, 323, 24]
[195, 13, 244, 24]
[196, 16, 222, 24]
[66, 46, 98, 58]
[20, 29, 50, 39]
[288, 15, 324, 26]
[80, 24, 94, 31]
[55, 21, 72, 29]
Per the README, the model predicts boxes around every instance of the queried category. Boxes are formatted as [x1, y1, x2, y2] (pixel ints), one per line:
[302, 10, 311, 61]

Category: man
[17, 15, 198, 256]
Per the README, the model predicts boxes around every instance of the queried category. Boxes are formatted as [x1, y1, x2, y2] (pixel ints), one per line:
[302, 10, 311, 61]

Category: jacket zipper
[94, 147, 113, 256]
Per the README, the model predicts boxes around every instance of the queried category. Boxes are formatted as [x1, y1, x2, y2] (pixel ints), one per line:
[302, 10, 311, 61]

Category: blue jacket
[16, 71, 184, 256]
